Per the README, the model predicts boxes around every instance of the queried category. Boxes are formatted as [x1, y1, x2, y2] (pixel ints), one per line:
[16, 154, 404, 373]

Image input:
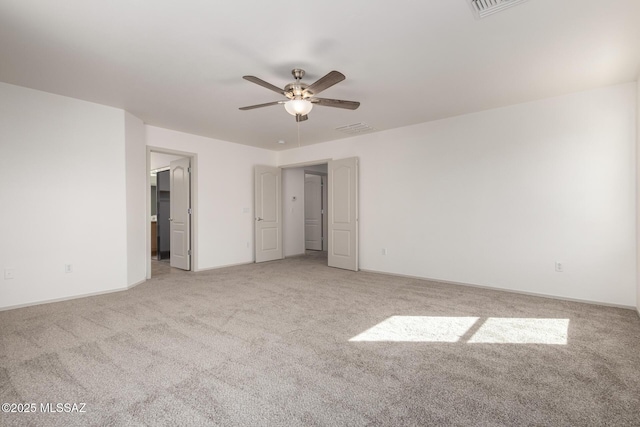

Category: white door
[328, 157, 358, 271]
[170, 158, 191, 270]
[305, 174, 323, 250]
[322, 175, 328, 252]
[255, 166, 283, 263]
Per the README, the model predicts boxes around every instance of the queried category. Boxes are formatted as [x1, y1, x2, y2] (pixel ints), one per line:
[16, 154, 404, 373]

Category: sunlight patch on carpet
[468, 318, 569, 344]
[349, 316, 569, 344]
[349, 316, 479, 342]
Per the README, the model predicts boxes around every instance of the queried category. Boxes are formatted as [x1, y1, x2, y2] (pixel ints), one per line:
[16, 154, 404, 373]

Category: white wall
[278, 82, 637, 307]
[283, 168, 305, 257]
[125, 112, 147, 287]
[0, 83, 129, 310]
[146, 126, 276, 270]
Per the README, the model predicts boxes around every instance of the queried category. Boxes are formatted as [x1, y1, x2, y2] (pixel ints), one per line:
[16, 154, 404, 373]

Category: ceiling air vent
[468, 0, 529, 19]
[335, 123, 376, 135]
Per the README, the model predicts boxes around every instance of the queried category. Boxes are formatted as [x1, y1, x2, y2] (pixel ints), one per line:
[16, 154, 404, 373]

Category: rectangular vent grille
[468, 0, 529, 18]
[335, 123, 376, 135]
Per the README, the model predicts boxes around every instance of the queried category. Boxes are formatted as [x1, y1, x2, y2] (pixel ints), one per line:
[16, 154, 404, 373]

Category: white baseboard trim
[285, 252, 306, 258]
[359, 268, 636, 311]
[127, 278, 146, 290]
[194, 261, 254, 272]
[0, 278, 148, 313]
[0, 286, 126, 312]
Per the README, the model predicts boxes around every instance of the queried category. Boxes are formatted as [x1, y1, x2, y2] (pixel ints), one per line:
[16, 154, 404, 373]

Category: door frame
[146, 146, 198, 278]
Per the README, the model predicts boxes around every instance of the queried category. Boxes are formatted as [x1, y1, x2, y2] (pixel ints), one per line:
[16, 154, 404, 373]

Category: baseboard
[0, 286, 131, 313]
[285, 252, 306, 258]
[359, 268, 636, 311]
[194, 261, 254, 272]
[127, 278, 146, 290]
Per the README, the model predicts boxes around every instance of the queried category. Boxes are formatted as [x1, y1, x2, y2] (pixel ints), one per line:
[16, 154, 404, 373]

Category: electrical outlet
[4, 269, 15, 280]
[555, 262, 563, 272]
[65, 264, 73, 273]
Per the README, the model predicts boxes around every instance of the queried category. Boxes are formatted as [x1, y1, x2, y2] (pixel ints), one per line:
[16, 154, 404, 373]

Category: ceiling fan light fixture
[284, 98, 313, 116]
[240, 69, 359, 121]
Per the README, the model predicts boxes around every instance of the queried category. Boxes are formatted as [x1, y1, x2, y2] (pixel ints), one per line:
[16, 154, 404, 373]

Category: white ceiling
[1, 0, 638, 151]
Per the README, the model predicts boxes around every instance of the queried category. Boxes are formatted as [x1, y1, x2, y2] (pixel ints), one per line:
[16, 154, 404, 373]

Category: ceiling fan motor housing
[284, 82, 310, 99]
[285, 69, 314, 99]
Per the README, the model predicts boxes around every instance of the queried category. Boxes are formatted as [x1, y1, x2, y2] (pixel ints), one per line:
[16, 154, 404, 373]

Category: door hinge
[188, 167, 192, 173]
[321, 209, 324, 214]
[188, 250, 191, 256]
[188, 208, 192, 214]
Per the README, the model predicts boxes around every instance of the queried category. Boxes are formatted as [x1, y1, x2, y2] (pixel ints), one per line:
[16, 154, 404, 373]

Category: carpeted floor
[1, 251, 640, 426]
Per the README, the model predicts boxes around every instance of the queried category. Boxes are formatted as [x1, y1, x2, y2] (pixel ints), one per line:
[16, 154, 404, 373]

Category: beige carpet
[1, 252, 640, 426]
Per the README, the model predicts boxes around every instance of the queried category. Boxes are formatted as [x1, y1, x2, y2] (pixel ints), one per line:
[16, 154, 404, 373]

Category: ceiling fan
[239, 69, 360, 122]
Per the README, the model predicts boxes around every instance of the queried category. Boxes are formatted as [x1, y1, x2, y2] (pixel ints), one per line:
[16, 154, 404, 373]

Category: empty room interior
[1, 0, 640, 425]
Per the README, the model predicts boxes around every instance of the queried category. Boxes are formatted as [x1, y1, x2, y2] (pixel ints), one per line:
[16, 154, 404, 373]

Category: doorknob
[256, 217, 263, 221]
[168, 218, 173, 221]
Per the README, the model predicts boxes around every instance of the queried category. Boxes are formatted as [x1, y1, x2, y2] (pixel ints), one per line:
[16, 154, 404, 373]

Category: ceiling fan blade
[303, 71, 345, 96]
[310, 97, 360, 110]
[295, 114, 308, 122]
[239, 101, 283, 110]
[242, 76, 285, 95]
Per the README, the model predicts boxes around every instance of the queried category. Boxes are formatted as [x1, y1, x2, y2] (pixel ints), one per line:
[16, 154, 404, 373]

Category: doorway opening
[151, 168, 171, 261]
[304, 170, 328, 252]
[147, 148, 197, 279]
[255, 157, 358, 271]
[282, 163, 327, 264]
[279, 158, 358, 271]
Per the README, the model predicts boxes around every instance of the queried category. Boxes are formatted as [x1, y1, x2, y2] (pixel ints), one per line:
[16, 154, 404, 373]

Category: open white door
[255, 166, 283, 263]
[304, 174, 323, 250]
[322, 175, 328, 252]
[169, 158, 191, 270]
[328, 157, 358, 271]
